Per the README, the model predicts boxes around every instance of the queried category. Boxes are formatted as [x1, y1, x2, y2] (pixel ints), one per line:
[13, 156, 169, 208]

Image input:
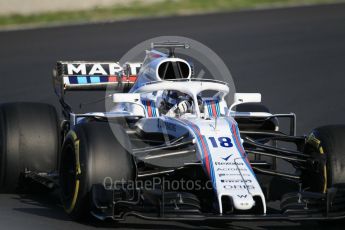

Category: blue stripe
[202, 135, 217, 190]
[141, 100, 158, 117]
[77, 76, 87, 84]
[141, 100, 147, 115]
[164, 117, 216, 189]
[194, 131, 207, 167]
[215, 100, 221, 116]
[183, 120, 217, 191]
[68, 76, 78, 84]
[150, 100, 157, 117]
[68, 75, 120, 84]
[90, 76, 100, 83]
[226, 120, 256, 178]
[235, 126, 256, 177]
[177, 119, 207, 169]
[206, 100, 221, 117]
[206, 101, 213, 117]
[208, 101, 214, 117]
[99, 76, 108, 82]
[141, 100, 157, 117]
[194, 133, 209, 174]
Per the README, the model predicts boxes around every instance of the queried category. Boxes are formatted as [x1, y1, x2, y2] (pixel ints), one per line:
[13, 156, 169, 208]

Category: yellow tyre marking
[319, 146, 324, 154]
[64, 130, 82, 213]
[308, 133, 327, 193]
[66, 180, 80, 213]
[70, 131, 78, 141]
[319, 146, 327, 193]
[75, 140, 81, 175]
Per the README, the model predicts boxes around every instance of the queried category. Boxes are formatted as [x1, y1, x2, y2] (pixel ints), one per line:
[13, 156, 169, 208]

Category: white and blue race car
[1, 42, 345, 222]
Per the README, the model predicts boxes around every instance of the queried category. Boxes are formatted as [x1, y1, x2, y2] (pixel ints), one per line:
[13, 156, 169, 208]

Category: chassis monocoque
[1, 42, 345, 223]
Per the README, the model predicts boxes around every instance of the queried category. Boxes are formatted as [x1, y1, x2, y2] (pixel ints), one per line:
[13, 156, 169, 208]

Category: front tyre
[304, 125, 345, 193]
[59, 122, 135, 220]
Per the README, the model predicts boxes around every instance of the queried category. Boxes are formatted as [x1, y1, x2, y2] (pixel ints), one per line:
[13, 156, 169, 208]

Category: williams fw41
[1, 42, 345, 222]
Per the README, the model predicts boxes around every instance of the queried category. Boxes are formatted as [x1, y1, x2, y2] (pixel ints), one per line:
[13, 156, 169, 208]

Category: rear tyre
[59, 122, 135, 220]
[304, 125, 345, 193]
[0, 103, 59, 193]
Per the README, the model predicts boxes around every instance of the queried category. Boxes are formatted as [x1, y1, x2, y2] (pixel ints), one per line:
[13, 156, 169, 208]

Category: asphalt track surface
[0, 3, 345, 230]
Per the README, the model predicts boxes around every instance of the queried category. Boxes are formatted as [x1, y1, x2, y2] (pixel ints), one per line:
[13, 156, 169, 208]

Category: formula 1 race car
[1, 42, 345, 222]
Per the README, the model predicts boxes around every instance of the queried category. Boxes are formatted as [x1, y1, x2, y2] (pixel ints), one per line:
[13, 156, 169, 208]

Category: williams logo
[221, 154, 232, 161]
[237, 195, 248, 198]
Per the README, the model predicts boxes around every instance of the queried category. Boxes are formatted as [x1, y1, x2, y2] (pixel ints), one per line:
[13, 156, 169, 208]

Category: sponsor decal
[220, 179, 252, 183]
[217, 168, 248, 172]
[223, 184, 255, 190]
[66, 63, 122, 75]
[237, 195, 248, 198]
[214, 162, 243, 166]
[208, 136, 233, 148]
[221, 154, 233, 161]
[218, 173, 250, 177]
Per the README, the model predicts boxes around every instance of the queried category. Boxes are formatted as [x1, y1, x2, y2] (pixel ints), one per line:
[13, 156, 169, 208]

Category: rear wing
[53, 61, 141, 97]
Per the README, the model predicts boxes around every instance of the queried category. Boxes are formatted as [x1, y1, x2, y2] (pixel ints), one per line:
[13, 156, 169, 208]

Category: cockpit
[134, 79, 229, 119]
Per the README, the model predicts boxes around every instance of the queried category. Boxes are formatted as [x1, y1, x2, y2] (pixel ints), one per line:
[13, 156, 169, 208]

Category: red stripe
[210, 101, 217, 117]
[129, 75, 137, 82]
[146, 100, 153, 117]
[200, 136, 211, 175]
[108, 76, 117, 82]
[232, 126, 245, 155]
[189, 123, 211, 176]
[117, 75, 137, 83]
[231, 124, 252, 168]
[178, 119, 212, 177]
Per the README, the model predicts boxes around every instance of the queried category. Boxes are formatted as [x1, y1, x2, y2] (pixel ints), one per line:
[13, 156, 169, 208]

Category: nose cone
[232, 195, 255, 211]
[219, 194, 255, 213]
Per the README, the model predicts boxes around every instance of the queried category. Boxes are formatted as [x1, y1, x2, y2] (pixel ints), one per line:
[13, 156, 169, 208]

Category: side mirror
[229, 93, 262, 111]
[112, 93, 147, 117]
[113, 93, 141, 103]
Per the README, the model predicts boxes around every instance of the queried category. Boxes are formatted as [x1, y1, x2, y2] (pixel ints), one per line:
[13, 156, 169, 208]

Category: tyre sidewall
[304, 125, 345, 192]
[59, 123, 135, 219]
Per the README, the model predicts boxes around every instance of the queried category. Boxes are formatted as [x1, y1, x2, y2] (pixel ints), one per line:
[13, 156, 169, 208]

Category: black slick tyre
[59, 122, 135, 220]
[304, 125, 345, 193]
[0, 102, 59, 193]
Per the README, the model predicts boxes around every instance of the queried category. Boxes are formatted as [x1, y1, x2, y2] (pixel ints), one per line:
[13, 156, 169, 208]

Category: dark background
[0, 3, 344, 229]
